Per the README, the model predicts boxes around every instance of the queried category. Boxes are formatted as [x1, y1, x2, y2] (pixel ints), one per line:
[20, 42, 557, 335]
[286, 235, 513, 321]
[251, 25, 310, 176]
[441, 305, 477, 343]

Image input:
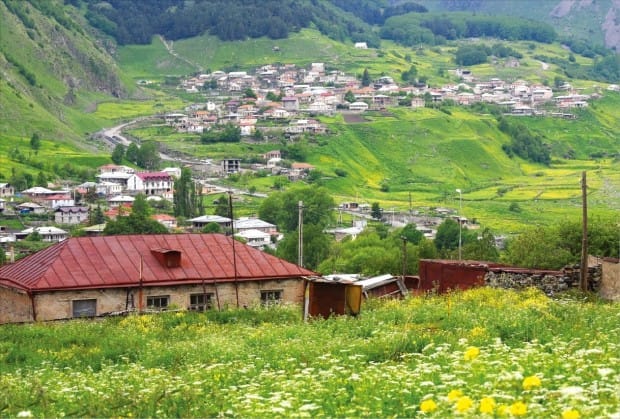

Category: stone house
[0, 233, 315, 323]
[54, 206, 90, 225]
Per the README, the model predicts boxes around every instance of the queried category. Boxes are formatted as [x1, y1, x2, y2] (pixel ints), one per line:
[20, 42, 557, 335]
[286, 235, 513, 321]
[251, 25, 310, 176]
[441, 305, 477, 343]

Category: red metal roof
[0, 234, 315, 292]
[136, 172, 171, 180]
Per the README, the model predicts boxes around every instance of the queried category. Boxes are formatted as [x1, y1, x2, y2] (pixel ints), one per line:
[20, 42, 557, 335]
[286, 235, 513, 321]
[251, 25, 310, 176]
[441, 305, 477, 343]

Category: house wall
[599, 259, 620, 301]
[0, 286, 33, 324]
[31, 279, 305, 322]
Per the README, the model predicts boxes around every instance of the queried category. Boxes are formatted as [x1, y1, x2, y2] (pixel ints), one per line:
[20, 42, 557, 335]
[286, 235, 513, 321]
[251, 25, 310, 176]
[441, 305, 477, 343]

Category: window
[189, 293, 213, 311]
[72, 299, 96, 318]
[147, 295, 169, 311]
[260, 290, 282, 307]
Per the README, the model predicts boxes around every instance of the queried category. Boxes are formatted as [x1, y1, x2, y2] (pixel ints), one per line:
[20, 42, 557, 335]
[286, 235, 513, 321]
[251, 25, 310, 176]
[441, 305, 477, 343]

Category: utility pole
[229, 191, 239, 307]
[401, 236, 408, 279]
[580, 171, 588, 292]
[456, 189, 462, 260]
[298, 201, 304, 267]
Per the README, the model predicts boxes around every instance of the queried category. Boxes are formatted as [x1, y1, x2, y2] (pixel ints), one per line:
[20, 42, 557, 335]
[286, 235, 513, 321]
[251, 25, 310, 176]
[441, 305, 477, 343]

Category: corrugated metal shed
[0, 233, 314, 292]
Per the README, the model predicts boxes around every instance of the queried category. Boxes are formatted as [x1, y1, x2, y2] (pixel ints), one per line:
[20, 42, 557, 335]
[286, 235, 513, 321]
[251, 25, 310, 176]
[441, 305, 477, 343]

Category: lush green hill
[0, 1, 618, 235]
[118, 28, 619, 232]
[418, 0, 620, 51]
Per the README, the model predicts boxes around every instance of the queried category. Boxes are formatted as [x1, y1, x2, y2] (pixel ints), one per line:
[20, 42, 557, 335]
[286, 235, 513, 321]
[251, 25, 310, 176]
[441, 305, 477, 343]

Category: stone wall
[30, 279, 305, 322]
[0, 286, 33, 324]
[599, 259, 620, 301]
[484, 265, 602, 296]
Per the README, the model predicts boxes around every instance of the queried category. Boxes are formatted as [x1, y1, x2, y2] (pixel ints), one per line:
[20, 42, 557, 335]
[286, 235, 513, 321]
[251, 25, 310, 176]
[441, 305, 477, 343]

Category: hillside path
[158, 35, 203, 72]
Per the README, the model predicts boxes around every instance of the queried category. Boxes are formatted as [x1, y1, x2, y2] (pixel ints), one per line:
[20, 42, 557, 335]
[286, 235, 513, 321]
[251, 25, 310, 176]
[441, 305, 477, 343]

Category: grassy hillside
[1, 4, 617, 235]
[0, 0, 129, 181]
[1, 288, 618, 417]
[127, 90, 619, 232]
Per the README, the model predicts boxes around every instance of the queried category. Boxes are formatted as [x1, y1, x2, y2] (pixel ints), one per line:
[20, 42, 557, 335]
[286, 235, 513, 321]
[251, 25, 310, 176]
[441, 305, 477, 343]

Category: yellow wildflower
[479, 397, 496, 414]
[464, 346, 480, 361]
[497, 404, 508, 417]
[420, 399, 438, 413]
[522, 375, 542, 390]
[447, 389, 463, 401]
[562, 409, 580, 419]
[455, 396, 473, 413]
[509, 401, 528, 417]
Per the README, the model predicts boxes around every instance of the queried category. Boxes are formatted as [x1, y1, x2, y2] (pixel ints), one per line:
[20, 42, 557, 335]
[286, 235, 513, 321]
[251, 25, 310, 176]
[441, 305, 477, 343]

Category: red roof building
[0, 234, 314, 323]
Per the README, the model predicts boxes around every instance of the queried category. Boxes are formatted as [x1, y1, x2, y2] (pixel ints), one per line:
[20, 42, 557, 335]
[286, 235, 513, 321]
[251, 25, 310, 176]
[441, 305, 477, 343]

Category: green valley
[0, 0, 618, 237]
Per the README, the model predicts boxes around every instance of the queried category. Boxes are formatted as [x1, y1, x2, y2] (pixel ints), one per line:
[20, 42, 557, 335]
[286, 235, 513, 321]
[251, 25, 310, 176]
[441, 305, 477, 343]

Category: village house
[54, 206, 90, 225]
[97, 171, 133, 187]
[16, 226, 68, 242]
[107, 195, 135, 207]
[235, 229, 272, 249]
[349, 101, 369, 112]
[221, 158, 241, 175]
[151, 214, 177, 229]
[0, 234, 315, 323]
[104, 203, 132, 220]
[21, 186, 65, 200]
[126, 172, 174, 197]
[98, 164, 135, 174]
[0, 183, 14, 197]
[233, 217, 279, 236]
[281, 96, 299, 112]
[188, 215, 232, 231]
[38, 193, 75, 209]
[16, 202, 46, 215]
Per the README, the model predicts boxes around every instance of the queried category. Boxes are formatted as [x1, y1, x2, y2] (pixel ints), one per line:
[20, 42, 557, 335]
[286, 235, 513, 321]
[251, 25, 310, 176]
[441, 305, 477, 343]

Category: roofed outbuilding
[0, 234, 314, 323]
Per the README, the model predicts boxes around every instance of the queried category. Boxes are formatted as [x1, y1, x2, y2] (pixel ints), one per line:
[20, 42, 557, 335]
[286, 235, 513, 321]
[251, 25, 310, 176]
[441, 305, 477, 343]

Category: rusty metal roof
[0, 234, 315, 292]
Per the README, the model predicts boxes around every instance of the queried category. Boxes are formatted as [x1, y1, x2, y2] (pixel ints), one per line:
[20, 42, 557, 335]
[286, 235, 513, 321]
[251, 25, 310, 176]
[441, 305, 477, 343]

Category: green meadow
[0, 288, 618, 418]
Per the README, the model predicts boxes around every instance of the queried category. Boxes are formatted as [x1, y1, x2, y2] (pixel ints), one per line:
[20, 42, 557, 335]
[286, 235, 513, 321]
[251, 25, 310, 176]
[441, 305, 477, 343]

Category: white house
[126, 172, 174, 196]
[39, 194, 75, 209]
[349, 101, 369, 112]
[188, 215, 232, 230]
[97, 171, 133, 187]
[96, 181, 123, 196]
[107, 195, 135, 207]
[162, 167, 182, 179]
[235, 229, 272, 249]
[18, 226, 68, 242]
[234, 218, 278, 235]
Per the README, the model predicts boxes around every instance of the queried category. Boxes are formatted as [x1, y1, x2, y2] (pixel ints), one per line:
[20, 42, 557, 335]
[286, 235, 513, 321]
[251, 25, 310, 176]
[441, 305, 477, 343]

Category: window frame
[260, 289, 283, 307]
[146, 295, 169, 311]
[189, 293, 213, 311]
[72, 298, 97, 318]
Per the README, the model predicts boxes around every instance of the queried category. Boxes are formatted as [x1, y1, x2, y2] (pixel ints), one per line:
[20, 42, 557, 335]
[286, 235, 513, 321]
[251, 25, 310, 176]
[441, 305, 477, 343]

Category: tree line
[81, 0, 381, 46]
[381, 12, 557, 46]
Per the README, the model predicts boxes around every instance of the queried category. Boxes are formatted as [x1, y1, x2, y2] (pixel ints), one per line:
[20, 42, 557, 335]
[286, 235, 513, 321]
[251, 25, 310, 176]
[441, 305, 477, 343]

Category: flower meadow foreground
[0, 287, 619, 417]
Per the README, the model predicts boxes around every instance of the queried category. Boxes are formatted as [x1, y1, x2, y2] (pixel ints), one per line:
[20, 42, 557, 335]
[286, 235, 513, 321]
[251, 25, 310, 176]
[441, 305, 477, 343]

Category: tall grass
[1, 287, 618, 417]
